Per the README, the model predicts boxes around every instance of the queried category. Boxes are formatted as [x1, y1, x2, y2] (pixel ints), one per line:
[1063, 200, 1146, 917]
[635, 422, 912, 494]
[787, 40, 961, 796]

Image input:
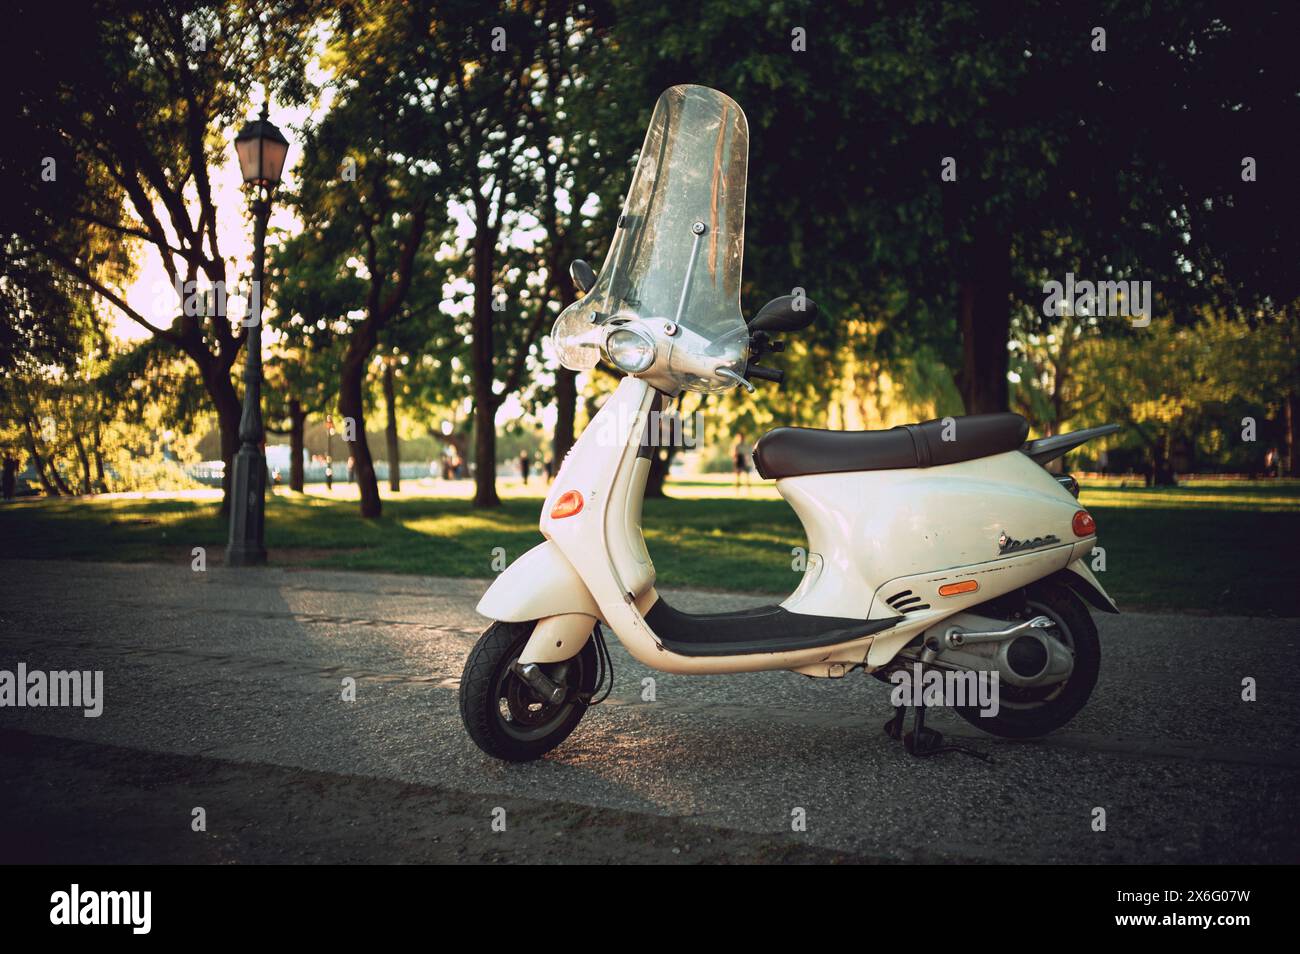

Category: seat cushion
[752, 413, 1029, 479]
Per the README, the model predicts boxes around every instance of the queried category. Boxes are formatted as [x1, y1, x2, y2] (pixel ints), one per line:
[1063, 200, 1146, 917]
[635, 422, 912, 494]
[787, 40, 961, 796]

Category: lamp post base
[226, 444, 267, 567]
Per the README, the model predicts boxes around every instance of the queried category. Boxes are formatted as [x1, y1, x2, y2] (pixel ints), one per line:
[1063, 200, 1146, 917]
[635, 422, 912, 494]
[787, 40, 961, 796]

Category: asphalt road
[1, 559, 1297, 864]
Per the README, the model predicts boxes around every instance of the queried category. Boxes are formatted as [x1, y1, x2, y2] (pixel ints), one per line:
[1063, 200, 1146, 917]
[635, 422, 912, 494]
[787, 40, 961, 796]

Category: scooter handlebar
[746, 363, 784, 385]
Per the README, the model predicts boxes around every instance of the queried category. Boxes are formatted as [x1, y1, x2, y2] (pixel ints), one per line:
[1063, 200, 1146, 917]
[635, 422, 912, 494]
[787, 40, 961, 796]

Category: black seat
[752, 413, 1029, 480]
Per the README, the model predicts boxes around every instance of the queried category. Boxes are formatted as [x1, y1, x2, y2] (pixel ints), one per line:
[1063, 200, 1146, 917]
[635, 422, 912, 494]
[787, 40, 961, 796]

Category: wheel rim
[491, 652, 583, 743]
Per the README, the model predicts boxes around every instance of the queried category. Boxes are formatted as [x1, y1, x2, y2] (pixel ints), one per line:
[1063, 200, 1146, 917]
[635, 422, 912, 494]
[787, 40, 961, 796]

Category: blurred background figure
[732, 433, 751, 493]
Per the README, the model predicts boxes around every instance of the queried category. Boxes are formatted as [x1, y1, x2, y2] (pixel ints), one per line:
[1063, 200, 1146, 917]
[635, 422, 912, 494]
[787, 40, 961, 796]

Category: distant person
[1265, 448, 1280, 478]
[346, 455, 355, 483]
[732, 433, 752, 491]
[544, 456, 555, 480]
[518, 450, 531, 485]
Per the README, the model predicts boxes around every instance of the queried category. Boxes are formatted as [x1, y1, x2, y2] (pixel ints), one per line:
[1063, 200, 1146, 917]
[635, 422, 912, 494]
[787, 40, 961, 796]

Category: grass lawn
[2, 475, 1298, 617]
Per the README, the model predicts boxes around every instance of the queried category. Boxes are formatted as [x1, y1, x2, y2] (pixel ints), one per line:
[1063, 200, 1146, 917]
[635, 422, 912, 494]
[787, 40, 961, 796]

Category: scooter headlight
[603, 326, 657, 373]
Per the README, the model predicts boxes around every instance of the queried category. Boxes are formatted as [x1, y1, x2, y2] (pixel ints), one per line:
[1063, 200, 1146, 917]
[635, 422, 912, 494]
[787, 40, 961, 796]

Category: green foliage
[1059, 309, 1299, 476]
[5, 480, 1298, 615]
[6, 0, 1299, 501]
[600, 0, 1300, 413]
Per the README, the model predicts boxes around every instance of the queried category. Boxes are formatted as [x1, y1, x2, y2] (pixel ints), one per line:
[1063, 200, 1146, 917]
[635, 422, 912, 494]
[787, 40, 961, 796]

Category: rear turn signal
[938, 580, 980, 597]
[550, 490, 584, 519]
[1072, 510, 1096, 537]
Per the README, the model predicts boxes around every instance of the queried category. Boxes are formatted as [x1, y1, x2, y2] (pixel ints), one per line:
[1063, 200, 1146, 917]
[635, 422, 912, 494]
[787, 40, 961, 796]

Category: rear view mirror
[749, 295, 819, 333]
[570, 259, 596, 294]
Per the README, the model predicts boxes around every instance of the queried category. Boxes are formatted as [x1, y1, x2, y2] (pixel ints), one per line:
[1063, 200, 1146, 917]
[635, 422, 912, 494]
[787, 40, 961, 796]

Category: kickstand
[883, 705, 992, 762]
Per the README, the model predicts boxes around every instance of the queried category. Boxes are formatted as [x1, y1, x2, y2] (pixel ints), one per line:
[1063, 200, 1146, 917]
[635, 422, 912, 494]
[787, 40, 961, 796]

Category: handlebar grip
[746, 364, 784, 384]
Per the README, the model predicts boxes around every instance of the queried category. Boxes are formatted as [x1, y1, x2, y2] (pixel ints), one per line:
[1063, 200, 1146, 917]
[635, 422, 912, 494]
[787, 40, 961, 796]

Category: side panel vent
[885, 589, 930, 613]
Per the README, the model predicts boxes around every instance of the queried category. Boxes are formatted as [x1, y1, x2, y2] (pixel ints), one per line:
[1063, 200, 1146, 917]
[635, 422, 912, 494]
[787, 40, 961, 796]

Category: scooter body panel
[532, 378, 899, 673]
[777, 450, 1089, 622]
[488, 375, 1107, 677]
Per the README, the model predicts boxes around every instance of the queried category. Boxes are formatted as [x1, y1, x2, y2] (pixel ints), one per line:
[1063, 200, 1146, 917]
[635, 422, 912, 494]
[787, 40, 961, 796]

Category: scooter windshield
[551, 85, 750, 392]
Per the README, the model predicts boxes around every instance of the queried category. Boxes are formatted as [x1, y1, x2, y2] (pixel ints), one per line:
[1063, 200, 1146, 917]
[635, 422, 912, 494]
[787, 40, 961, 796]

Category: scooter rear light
[550, 490, 584, 519]
[1072, 510, 1096, 537]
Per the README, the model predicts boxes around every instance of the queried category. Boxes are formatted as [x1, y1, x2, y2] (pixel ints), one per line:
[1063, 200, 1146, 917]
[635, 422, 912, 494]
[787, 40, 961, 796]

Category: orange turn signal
[938, 580, 980, 597]
[1072, 510, 1096, 537]
[550, 490, 584, 519]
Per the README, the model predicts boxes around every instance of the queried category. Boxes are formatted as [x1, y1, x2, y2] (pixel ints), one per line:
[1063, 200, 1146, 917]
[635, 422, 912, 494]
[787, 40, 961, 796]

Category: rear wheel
[954, 580, 1100, 739]
[459, 621, 597, 761]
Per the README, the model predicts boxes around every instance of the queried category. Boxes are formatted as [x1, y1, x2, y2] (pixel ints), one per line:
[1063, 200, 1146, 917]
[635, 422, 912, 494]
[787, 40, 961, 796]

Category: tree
[264, 336, 339, 493]
[0, 0, 315, 511]
[421, 1, 548, 507]
[0, 213, 106, 496]
[327, 0, 604, 508]
[602, 0, 1300, 415]
[281, 0, 448, 517]
[522, 0, 631, 466]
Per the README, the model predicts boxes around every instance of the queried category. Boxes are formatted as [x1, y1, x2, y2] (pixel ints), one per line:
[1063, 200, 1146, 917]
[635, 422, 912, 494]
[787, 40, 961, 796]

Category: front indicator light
[551, 490, 584, 519]
[938, 580, 979, 597]
[1072, 510, 1096, 537]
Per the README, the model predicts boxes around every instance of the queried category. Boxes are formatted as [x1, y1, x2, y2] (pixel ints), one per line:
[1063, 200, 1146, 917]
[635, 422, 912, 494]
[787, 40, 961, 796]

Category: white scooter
[460, 85, 1120, 761]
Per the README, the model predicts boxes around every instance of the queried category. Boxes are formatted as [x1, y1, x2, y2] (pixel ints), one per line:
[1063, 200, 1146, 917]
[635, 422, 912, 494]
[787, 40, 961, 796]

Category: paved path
[1, 560, 1296, 863]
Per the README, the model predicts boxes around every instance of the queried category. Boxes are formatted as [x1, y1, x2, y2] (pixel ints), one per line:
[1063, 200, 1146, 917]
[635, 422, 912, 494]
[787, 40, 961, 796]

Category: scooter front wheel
[459, 621, 597, 761]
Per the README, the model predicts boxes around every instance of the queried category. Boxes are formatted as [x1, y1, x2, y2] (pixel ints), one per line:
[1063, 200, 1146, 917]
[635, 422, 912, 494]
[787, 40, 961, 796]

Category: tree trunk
[2, 456, 16, 499]
[644, 448, 671, 499]
[288, 399, 306, 493]
[21, 416, 58, 496]
[554, 367, 577, 466]
[643, 393, 677, 499]
[955, 225, 1013, 415]
[91, 417, 108, 492]
[340, 335, 382, 518]
[73, 433, 92, 494]
[49, 458, 74, 495]
[200, 363, 242, 516]
[1149, 434, 1177, 487]
[471, 233, 500, 508]
[549, 277, 579, 466]
[1286, 391, 1298, 478]
[383, 362, 400, 492]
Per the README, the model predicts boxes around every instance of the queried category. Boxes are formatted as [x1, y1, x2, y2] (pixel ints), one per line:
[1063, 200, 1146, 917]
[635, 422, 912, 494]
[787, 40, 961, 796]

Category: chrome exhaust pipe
[944, 615, 1053, 649]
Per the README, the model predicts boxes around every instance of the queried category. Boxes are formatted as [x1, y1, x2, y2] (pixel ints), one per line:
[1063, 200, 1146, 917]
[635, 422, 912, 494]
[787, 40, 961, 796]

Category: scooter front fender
[476, 540, 602, 622]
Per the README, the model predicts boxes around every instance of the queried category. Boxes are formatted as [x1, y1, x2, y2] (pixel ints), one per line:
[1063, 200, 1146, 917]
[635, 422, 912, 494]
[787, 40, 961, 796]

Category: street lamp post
[226, 103, 290, 567]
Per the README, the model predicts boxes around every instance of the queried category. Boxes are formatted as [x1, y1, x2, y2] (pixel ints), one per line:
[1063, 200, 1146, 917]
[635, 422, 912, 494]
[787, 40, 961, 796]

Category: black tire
[954, 580, 1100, 739]
[459, 621, 597, 761]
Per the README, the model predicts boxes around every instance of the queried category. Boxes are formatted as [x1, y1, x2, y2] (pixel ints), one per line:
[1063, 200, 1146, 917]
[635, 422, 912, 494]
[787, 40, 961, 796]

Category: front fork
[520, 613, 598, 665]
